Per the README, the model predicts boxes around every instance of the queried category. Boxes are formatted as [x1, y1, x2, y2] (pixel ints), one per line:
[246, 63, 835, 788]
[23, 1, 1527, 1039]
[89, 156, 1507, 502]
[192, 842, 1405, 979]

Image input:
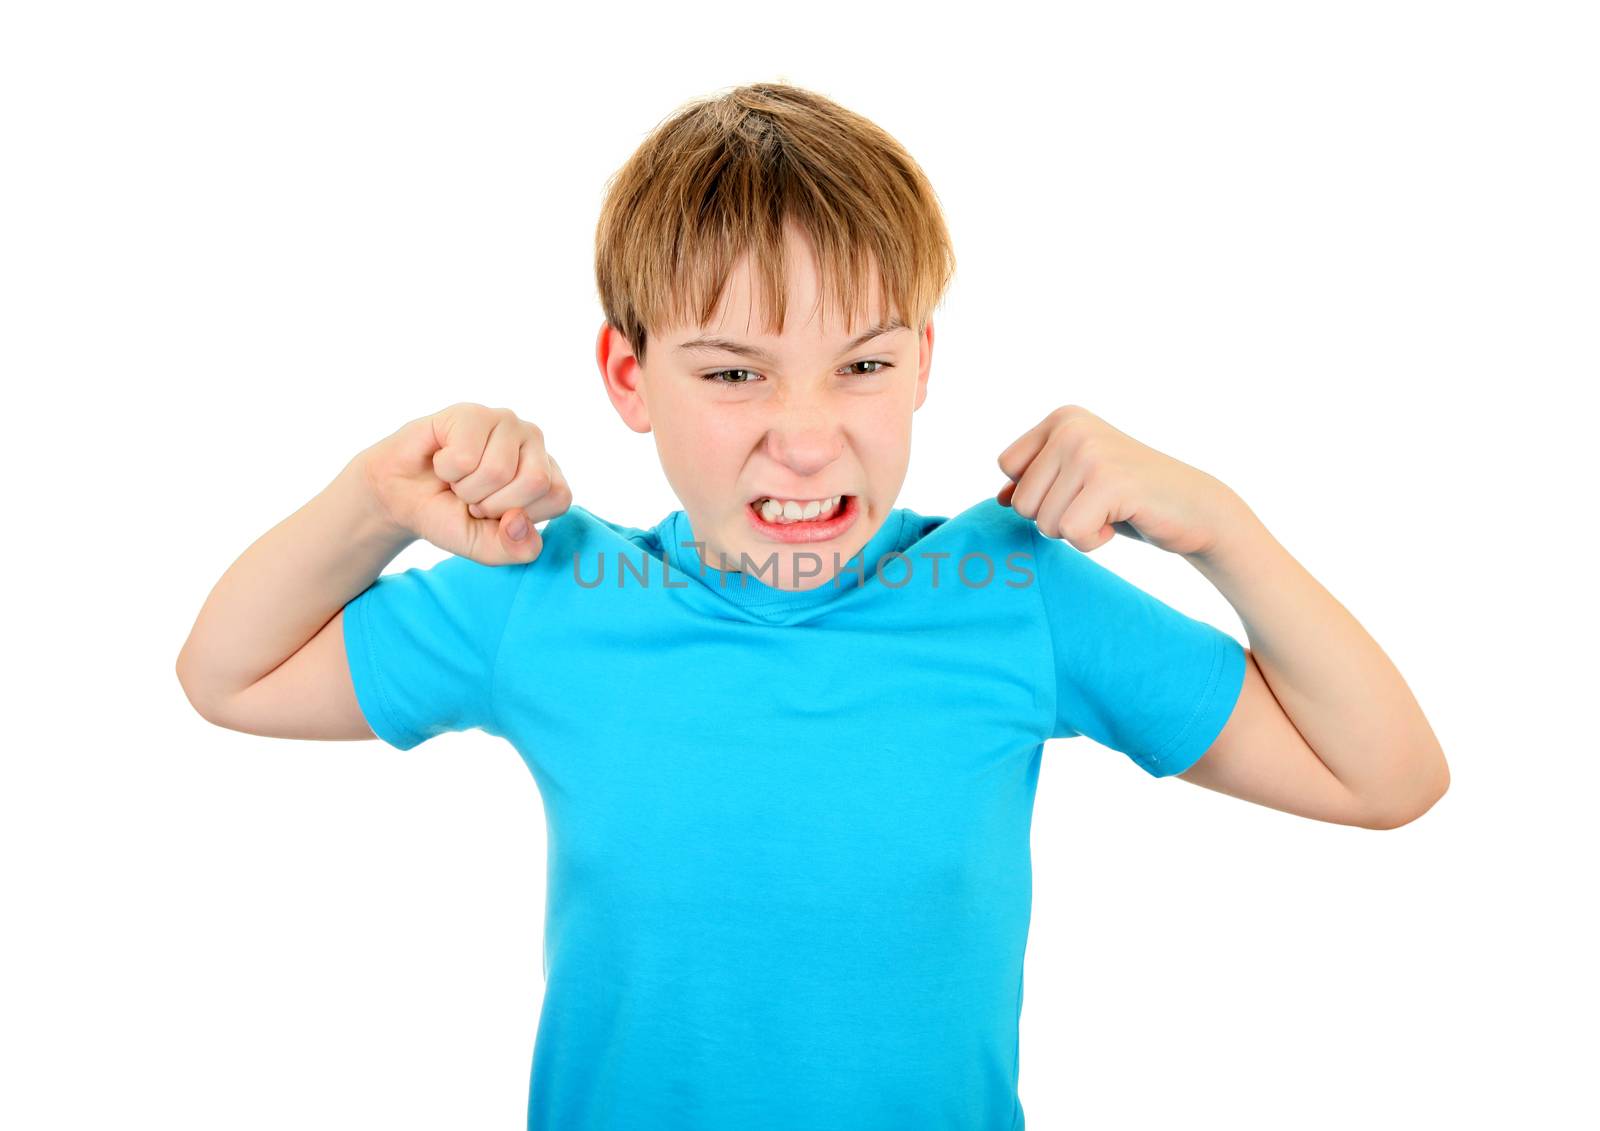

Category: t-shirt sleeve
[341, 553, 530, 751]
[1029, 523, 1247, 778]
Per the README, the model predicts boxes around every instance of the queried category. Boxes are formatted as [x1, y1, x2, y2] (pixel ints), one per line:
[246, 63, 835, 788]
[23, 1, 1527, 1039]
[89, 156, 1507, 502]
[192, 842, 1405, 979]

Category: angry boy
[177, 81, 1449, 1131]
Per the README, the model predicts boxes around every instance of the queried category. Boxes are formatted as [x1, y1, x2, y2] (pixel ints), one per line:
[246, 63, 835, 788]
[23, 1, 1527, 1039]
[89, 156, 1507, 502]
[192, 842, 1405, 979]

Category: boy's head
[593, 82, 956, 590]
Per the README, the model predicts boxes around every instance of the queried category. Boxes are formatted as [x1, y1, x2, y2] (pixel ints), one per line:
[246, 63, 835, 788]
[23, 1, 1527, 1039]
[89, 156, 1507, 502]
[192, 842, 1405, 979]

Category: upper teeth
[757, 495, 843, 522]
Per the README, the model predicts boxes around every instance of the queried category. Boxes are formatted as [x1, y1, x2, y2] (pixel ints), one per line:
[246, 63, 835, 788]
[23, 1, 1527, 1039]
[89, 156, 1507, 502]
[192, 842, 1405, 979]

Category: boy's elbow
[1367, 759, 1450, 830]
[175, 657, 226, 727]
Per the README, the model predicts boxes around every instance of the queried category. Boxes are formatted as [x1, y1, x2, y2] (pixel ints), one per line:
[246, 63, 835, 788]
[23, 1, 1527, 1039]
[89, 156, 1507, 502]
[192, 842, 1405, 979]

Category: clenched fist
[357, 402, 572, 565]
[996, 404, 1237, 559]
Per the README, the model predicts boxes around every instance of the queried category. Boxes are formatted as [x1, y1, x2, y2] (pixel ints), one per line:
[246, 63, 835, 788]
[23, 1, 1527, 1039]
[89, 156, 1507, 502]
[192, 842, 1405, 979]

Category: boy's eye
[698, 360, 894, 384]
[700, 367, 761, 384]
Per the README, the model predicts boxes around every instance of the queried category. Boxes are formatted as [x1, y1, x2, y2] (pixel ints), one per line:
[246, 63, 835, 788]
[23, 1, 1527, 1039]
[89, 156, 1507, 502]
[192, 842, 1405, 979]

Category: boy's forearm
[175, 452, 415, 708]
[1186, 493, 1449, 820]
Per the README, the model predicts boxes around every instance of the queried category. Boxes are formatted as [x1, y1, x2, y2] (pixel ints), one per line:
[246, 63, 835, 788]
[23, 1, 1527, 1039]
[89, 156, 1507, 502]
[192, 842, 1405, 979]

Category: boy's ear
[913, 317, 934, 413]
[595, 322, 652, 434]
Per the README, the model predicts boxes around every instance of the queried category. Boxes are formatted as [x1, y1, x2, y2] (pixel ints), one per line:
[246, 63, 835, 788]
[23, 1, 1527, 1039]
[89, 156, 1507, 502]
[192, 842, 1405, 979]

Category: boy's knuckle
[1059, 406, 1098, 436]
[433, 448, 465, 481]
[481, 452, 517, 484]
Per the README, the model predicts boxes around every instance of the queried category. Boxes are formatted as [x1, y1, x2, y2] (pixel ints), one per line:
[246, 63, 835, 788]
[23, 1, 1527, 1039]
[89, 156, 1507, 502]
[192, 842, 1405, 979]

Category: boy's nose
[762, 411, 845, 477]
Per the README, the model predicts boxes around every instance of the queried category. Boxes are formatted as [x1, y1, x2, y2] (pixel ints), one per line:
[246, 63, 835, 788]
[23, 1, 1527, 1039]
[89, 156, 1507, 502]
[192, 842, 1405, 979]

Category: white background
[4, 1, 1596, 1127]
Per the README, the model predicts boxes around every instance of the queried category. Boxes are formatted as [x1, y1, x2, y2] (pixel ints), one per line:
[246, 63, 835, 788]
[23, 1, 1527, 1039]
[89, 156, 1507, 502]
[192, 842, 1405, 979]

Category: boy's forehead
[679, 302, 900, 345]
[662, 226, 897, 347]
[664, 276, 900, 348]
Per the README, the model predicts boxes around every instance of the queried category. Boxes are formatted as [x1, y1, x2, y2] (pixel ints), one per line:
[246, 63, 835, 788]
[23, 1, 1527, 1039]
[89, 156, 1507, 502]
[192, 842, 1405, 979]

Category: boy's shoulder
[537, 503, 671, 556]
[898, 496, 1038, 556]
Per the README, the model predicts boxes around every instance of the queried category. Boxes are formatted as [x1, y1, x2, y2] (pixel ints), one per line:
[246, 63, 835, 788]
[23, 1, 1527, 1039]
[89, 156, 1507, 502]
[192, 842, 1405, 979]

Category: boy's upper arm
[198, 554, 529, 750]
[1030, 522, 1247, 778]
[339, 553, 530, 750]
[1174, 649, 1382, 827]
[199, 607, 377, 742]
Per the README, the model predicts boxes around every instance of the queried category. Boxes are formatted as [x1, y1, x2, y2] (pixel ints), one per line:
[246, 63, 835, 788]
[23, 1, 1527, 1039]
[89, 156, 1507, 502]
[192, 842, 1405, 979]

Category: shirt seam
[354, 593, 424, 749]
[1027, 523, 1232, 775]
[1010, 959, 1026, 1130]
[1027, 523, 1064, 745]
[1140, 627, 1229, 773]
[488, 561, 535, 739]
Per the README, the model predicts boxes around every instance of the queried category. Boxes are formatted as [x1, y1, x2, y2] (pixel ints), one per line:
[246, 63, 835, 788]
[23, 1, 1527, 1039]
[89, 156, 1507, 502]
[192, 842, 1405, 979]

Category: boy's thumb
[484, 509, 542, 563]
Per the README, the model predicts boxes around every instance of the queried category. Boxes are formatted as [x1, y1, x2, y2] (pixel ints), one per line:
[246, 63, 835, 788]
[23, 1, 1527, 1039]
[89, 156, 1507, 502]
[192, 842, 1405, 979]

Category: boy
[177, 82, 1449, 1130]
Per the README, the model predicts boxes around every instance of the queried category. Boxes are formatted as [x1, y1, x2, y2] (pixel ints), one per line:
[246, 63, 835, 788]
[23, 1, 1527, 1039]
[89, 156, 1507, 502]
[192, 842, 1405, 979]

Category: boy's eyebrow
[674, 318, 908, 365]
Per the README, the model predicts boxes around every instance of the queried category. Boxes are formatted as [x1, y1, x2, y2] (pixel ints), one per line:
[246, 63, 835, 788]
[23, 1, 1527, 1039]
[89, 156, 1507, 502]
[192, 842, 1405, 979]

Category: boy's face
[597, 222, 933, 590]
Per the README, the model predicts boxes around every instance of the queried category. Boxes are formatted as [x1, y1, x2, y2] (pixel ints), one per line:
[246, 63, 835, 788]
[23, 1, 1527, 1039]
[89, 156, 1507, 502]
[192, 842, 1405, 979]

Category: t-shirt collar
[666, 505, 910, 610]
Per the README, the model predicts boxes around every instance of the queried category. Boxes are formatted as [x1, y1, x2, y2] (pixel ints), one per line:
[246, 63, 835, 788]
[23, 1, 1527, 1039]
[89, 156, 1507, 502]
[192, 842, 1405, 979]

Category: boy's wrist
[334, 451, 418, 552]
[1185, 492, 1285, 595]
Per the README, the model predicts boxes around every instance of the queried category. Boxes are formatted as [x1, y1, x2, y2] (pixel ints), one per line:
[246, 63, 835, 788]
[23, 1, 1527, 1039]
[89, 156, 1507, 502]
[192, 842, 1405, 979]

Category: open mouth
[748, 494, 850, 525]
[744, 493, 862, 542]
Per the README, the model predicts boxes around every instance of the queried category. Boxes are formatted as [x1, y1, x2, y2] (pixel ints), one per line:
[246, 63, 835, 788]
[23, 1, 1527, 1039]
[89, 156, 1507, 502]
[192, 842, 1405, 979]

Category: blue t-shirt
[342, 497, 1246, 1130]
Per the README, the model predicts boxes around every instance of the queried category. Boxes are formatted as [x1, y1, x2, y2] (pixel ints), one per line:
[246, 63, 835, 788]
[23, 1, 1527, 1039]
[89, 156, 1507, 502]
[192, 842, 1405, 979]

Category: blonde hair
[594, 82, 956, 365]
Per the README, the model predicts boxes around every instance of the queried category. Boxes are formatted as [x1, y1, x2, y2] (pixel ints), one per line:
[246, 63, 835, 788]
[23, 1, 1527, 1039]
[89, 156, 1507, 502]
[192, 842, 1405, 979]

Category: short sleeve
[341, 553, 530, 751]
[1030, 524, 1247, 778]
